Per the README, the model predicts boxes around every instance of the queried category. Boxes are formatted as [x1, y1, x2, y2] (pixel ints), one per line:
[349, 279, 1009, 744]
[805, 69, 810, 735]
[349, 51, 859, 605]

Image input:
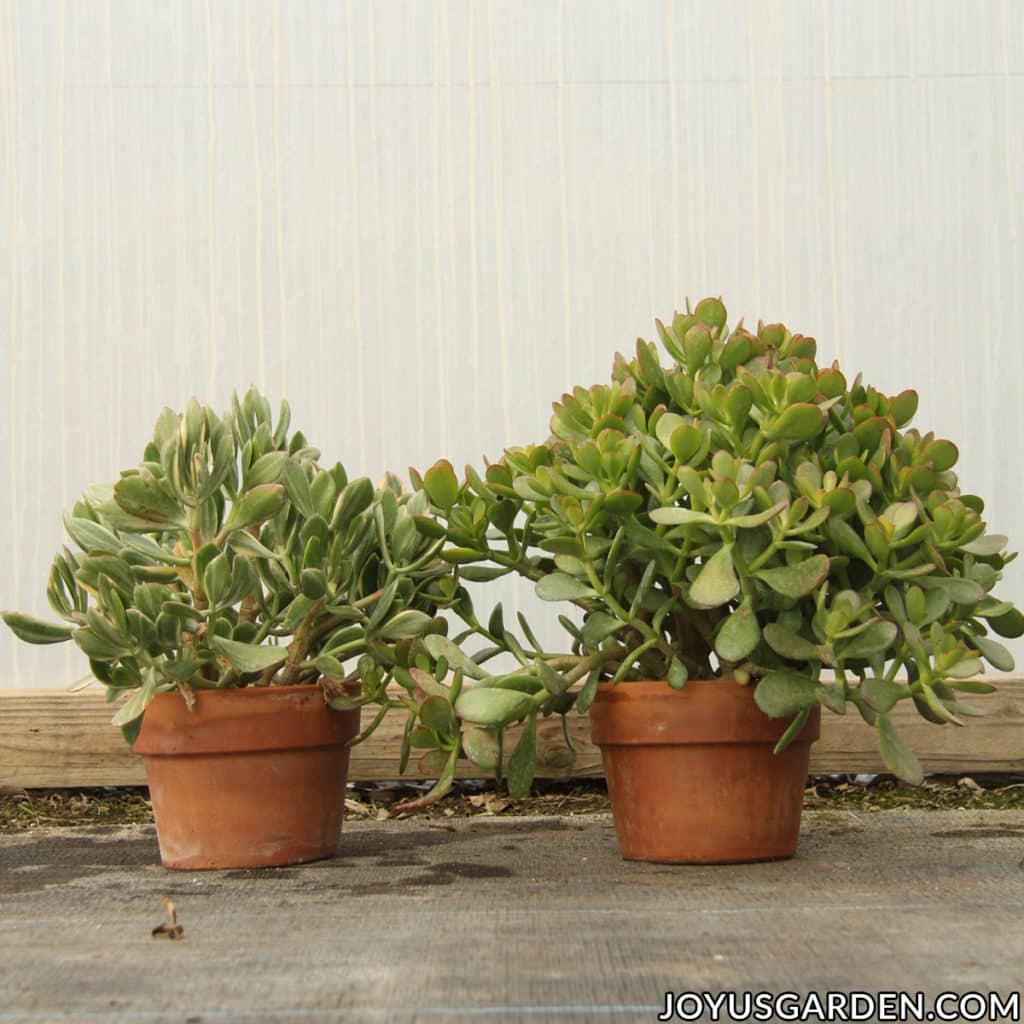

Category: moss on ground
[2, 774, 1023, 831]
[0, 787, 155, 830]
[803, 775, 1024, 811]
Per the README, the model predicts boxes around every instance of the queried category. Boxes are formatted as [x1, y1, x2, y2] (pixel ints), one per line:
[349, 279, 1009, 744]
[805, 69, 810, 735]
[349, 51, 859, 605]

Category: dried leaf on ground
[151, 899, 184, 940]
[468, 794, 512, 815]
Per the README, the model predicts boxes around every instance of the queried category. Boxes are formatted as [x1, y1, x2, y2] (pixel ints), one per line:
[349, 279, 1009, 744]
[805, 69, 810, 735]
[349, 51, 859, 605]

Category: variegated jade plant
[2, 390, 457, 746]
[401, 298, 1022, 801]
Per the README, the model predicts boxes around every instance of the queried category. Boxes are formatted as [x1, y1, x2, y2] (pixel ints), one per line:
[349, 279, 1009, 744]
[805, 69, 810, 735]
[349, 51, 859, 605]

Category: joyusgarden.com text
[657, 990, 1020, 1021]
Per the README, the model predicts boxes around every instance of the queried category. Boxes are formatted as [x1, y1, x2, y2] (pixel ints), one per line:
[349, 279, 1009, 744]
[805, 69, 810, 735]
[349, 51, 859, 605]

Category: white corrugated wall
[1, 0, 1022, 689]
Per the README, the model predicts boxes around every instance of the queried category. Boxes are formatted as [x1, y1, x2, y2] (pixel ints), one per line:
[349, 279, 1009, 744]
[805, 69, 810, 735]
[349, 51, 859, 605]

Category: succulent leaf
[507, 712, 538, 798]
[454, 687, 532, 728]
[688, 545, 739, 608]
[536, 573, 598, 602]
[210, 636, 287, 673]
[714, 600, 760, 662]
[754, 671, 821, 717]
[876, 714, 924, 785]
[1, 612, 75, 645]
[423, 460, 460, 510]
[753, 555, 830, 599]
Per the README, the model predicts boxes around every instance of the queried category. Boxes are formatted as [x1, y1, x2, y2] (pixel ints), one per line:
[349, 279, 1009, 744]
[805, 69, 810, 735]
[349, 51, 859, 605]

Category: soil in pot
[134, 683, 360, 870]
[590, 678, 820, 864]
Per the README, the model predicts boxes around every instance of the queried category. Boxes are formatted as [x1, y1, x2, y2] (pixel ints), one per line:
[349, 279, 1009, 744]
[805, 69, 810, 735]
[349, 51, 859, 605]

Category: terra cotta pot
[134, 683, 360, 870]
[590, 678, 819, 864]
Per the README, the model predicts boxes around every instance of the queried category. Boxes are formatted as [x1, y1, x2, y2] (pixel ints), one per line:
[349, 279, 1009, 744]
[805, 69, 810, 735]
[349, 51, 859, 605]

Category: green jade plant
[399, 298, 1022, 801]
[3, 389, 460, 760]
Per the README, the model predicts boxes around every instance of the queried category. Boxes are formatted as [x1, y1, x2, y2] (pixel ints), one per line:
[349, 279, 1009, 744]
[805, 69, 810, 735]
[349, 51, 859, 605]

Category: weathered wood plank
[2, 681, 1022, 788]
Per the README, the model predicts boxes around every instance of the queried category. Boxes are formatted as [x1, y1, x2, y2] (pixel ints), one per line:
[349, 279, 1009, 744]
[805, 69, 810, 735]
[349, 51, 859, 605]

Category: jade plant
[399, 298, 1022, 800]
[2, 389, 458, 745]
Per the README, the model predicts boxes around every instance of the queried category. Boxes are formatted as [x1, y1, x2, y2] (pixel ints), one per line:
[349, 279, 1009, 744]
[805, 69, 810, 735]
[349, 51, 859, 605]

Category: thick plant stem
[237, 525, 263, 623]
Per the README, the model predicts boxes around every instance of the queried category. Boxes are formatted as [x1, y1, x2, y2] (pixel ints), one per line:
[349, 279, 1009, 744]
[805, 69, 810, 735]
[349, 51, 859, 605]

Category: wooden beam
[2, 680, 1022, 788]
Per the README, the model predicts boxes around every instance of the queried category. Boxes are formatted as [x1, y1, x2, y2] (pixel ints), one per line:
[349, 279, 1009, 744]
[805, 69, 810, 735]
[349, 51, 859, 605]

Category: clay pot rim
[590, 675, 821, 747]
[145, 679, 362, 706]
[180, 680, 320, 694]
[134, 680, 361, 757]
[596, 677, 737, 692]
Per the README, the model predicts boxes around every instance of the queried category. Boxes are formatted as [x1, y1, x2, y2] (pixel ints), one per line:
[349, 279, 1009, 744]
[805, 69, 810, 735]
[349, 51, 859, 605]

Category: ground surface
[2, 809, 1023, 1023]
[4, 775, 1024, 831]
